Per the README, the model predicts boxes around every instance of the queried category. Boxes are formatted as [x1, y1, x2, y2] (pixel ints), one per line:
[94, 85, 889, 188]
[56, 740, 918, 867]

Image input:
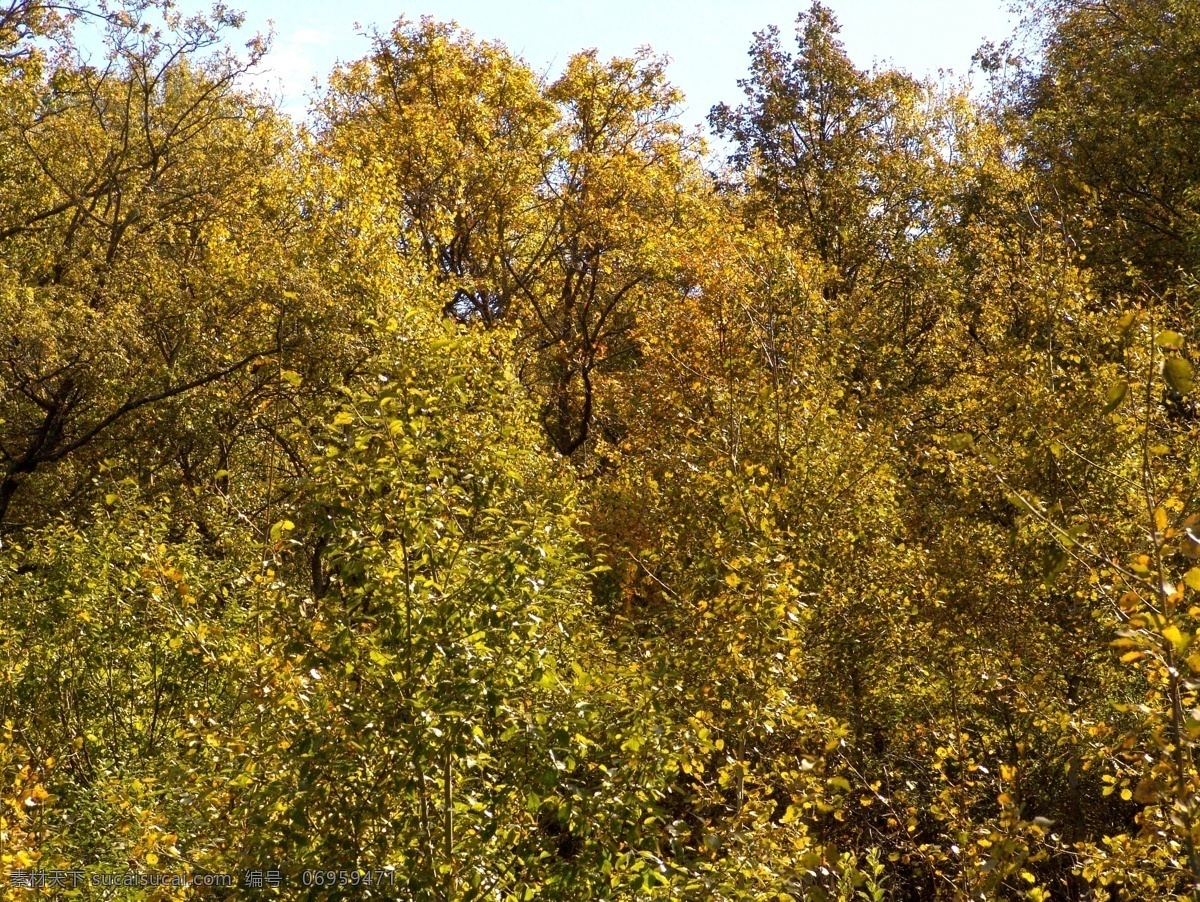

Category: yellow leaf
[1163, 624, 1188, 651]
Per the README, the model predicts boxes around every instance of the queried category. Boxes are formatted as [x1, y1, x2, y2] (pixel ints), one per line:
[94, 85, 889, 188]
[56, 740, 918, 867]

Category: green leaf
[280, 369, 303, 387]
[1165, 357, 1195, 393]
[1100, 380, 1128, 413]
[1042, 546, 1069, 583]
[1156, 330, 1185, 349]
[1007, 492, 1039, 515]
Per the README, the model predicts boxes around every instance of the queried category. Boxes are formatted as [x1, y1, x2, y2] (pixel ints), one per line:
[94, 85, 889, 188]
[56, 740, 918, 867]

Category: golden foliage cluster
[3, 0, 1200, 898]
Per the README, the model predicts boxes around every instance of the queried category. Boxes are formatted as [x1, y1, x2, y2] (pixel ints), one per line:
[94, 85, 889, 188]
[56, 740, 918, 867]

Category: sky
[227, 0, 1016, 126]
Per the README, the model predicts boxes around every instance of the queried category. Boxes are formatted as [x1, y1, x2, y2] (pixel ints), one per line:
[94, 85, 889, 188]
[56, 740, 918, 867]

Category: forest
[1, 0, 1200, 897]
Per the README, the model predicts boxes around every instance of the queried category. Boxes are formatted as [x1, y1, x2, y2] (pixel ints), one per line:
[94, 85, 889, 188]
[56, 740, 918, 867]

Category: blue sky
[230, 0, 1015, 125]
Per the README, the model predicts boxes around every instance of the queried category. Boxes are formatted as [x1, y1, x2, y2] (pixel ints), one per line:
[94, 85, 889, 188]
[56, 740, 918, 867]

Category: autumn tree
[0, 2, 330, 529]
[320, 26, 702, 459]
[710, 2, 956, 400]
[1014, 0, 1200, 297]
[6, 0, 1200, 899]
[316, 17, 554, 326]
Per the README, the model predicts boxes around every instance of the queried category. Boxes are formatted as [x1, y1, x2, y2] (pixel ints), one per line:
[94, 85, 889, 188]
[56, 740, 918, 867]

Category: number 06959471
[300, 870, 396, 887]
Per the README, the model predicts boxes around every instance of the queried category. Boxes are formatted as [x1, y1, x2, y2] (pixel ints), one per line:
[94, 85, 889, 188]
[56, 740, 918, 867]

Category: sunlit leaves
[4, 0, 1200, 899]
[1164, 357, 1195, 394]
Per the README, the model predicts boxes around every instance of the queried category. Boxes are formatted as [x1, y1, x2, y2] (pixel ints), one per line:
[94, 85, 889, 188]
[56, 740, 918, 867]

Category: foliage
[4, 0, 1200, 899]
[1013, 0, 1200, 296]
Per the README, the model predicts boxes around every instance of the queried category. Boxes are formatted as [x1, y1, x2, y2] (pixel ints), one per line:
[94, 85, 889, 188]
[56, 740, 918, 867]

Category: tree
[1016, 0, 1200, 296]
[710, 2, 955, 398]
[8, 0, 1200, 898]
[0, 3, 316, 528]
[320, 29, 703, 459]
[516, 48, 701, 457]
[317, 17, 554, 327]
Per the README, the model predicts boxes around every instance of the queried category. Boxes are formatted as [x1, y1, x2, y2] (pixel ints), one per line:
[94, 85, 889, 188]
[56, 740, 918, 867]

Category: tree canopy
[5, 1, 1200, 899]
